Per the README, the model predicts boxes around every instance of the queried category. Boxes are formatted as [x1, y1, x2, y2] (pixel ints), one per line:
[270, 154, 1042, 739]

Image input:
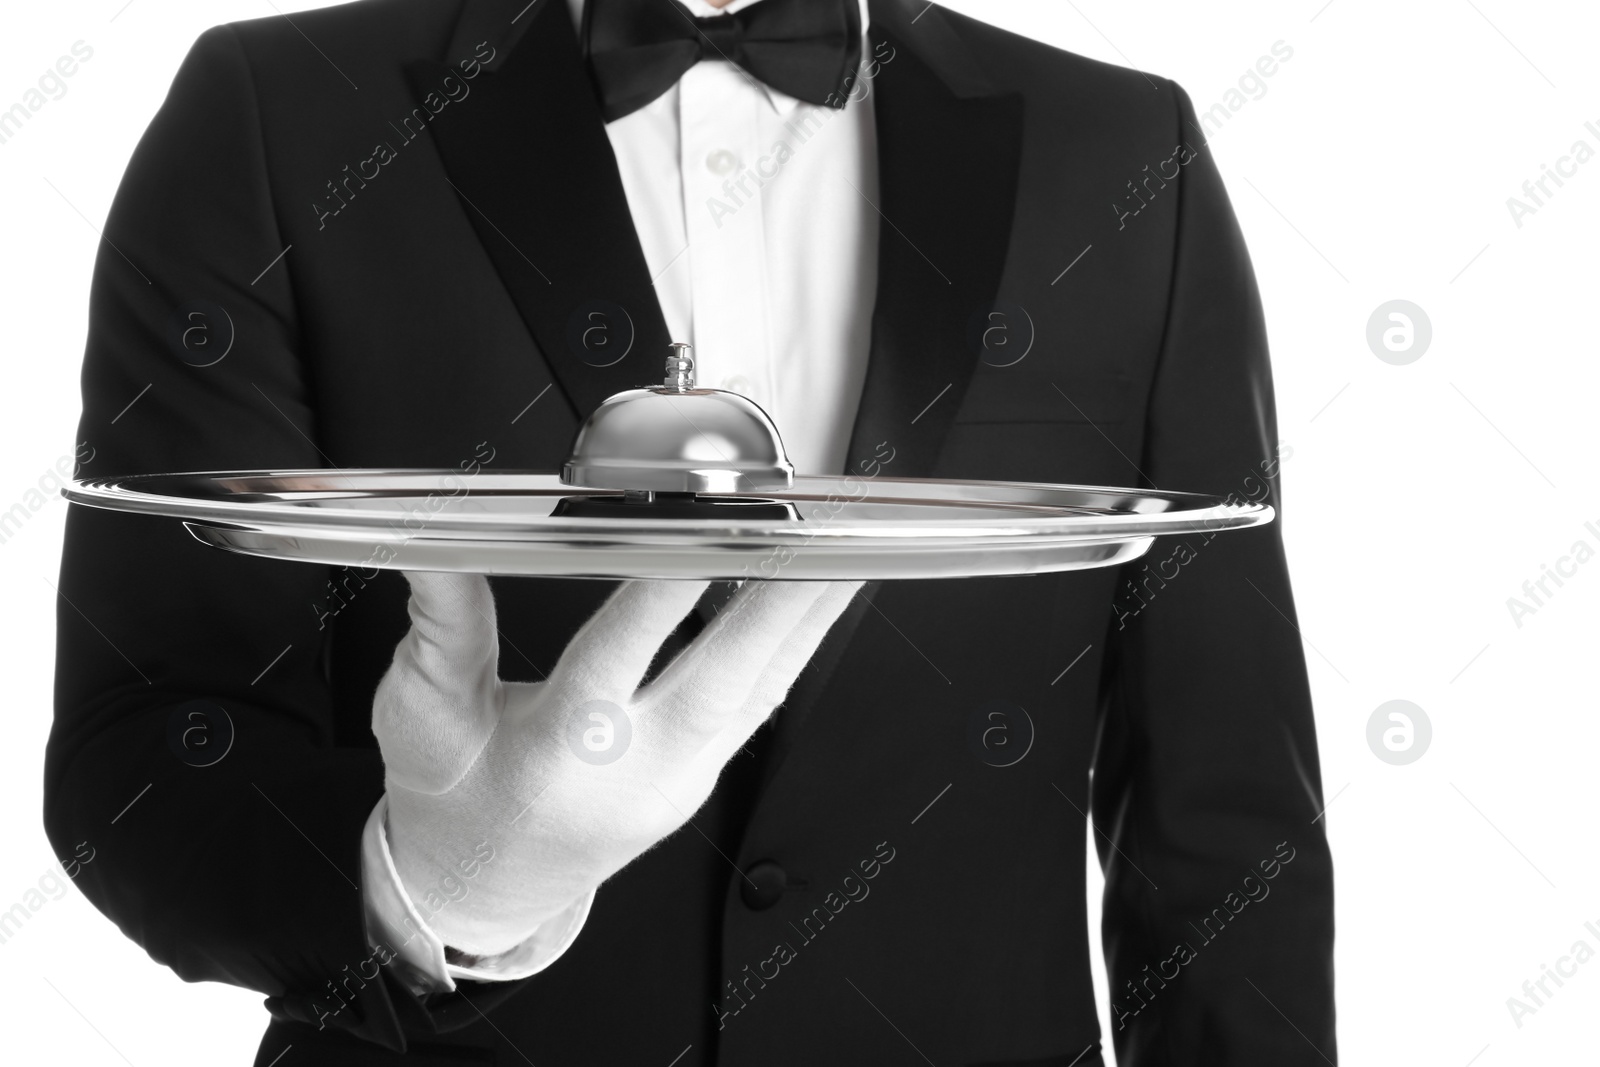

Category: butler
[46, 1, 1337, 1064]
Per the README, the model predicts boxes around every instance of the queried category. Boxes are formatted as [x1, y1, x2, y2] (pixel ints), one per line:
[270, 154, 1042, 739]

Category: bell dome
[561, 343, 795, 495]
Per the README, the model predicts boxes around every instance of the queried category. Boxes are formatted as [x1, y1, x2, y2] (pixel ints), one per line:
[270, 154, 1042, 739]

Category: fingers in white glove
[645, 580, 864, 753]
[738, 580, 865, 714]
[372, 571, 502, 795]
[402, 571, 500, 673]
[549, 580, 711, 701]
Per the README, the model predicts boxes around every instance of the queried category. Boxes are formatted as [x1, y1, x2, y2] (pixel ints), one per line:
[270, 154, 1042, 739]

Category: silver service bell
[561, 343, 795, 497]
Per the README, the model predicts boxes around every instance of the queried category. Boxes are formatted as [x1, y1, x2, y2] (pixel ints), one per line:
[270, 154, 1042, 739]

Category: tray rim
[63, 469, 1273, 547]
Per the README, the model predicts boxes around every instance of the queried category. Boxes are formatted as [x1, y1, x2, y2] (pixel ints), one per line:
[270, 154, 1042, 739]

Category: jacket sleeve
[1090, 82, 1337, 1065]
[43, 25, 529, 1052]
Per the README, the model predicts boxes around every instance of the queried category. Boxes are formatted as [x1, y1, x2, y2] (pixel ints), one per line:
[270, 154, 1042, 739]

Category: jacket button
[740, 860, 787, 910]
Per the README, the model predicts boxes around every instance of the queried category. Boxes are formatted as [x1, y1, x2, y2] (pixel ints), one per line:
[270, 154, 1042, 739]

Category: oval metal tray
[63, 470, 1272, 580]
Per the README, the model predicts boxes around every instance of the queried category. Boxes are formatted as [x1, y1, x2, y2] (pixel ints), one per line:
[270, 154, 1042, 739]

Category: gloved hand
[372, 572, 862, 957]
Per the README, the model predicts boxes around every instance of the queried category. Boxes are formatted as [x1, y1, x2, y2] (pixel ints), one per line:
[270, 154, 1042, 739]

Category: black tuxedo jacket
[46, 1, 1336, 1064]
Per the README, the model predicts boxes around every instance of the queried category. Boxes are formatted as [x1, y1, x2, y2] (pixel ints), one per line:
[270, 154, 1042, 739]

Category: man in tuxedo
[46, 0, 1336, 1064]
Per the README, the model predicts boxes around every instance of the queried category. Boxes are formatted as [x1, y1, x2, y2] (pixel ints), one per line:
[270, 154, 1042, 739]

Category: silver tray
[63, 470, 1272, 580]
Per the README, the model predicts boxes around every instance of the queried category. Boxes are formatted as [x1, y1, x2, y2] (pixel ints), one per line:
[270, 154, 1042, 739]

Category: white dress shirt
[361, 0, 878, 992]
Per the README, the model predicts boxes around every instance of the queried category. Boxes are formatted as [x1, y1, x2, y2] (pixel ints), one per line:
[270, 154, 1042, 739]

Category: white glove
[371, 572, 862, 957]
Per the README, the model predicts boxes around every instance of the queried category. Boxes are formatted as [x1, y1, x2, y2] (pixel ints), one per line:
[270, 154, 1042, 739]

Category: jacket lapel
[407, 0, 670, 422]
[842, 0, 1026, 478]
[439, 0, 540, 70]
[754, 0, 1025, 809]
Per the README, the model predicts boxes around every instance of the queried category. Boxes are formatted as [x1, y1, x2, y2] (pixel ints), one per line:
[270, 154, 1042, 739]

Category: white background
[2, 1, 1596, 1064]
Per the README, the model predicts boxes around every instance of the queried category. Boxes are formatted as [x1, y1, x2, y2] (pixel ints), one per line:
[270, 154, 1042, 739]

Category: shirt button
[720, 374, 752, 396]
[705, 149, 740, 175]
[739, 860, 787, 910]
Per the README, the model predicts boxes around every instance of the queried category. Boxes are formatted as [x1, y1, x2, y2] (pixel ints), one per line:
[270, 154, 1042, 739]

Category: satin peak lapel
[844, 0, 1026, 479]
[406, 0, 671, 423]
[749, 1, 1025, 817]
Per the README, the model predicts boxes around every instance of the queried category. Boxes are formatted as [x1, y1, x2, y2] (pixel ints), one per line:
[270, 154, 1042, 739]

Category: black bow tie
[582, 0, 863, 122]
